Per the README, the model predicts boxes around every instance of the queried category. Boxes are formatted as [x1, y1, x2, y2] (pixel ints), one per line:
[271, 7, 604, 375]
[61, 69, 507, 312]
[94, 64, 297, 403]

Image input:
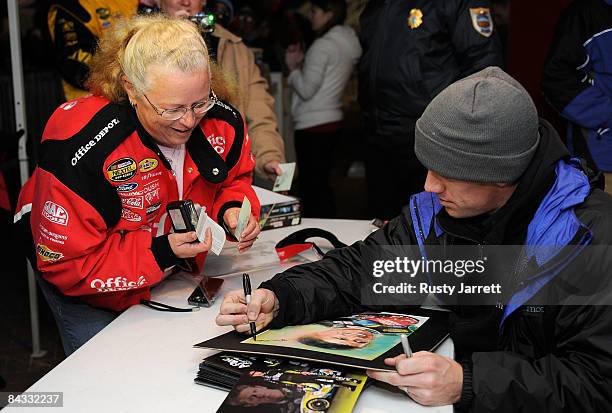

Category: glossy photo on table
[196, 310, 449, 370]
[240, 313, 429, 361]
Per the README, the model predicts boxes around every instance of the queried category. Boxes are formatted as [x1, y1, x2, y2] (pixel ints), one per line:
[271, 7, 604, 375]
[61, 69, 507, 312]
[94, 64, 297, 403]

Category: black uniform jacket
[358, 0, 503, 138]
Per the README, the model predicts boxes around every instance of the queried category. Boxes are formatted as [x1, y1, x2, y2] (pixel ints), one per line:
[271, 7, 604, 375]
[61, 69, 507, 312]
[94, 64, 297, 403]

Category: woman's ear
[122, 75, 137, 107]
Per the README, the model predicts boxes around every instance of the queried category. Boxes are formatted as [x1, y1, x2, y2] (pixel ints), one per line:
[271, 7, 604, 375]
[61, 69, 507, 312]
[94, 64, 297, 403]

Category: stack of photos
[215, 358, 367, 413]
[196, 353, 294, 390]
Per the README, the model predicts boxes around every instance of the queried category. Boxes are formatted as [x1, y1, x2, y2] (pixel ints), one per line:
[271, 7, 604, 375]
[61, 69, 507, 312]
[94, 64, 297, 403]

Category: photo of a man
[242, 313, 428, 360]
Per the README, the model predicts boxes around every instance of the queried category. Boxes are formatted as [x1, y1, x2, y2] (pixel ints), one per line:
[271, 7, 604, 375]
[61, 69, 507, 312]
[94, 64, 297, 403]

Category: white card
[195, 208, 226, 255]
[272, 162, 296, 192]
[234, 196, 251, 240]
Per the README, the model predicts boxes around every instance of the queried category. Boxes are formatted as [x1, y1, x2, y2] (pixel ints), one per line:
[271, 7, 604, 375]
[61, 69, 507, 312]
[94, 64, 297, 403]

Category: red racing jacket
[14, 95, 260, 311]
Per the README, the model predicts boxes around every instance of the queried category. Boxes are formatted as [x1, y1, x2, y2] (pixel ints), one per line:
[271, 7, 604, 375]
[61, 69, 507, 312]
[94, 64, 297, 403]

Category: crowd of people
[6, 0, 612, 411]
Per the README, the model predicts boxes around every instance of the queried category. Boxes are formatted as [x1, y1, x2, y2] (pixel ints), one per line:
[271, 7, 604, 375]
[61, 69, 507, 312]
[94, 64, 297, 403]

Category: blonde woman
[15, 15, 260, 355]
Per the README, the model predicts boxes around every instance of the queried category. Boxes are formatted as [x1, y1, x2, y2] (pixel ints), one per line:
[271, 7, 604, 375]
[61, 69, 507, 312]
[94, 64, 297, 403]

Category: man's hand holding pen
[215, 287, 279, 334]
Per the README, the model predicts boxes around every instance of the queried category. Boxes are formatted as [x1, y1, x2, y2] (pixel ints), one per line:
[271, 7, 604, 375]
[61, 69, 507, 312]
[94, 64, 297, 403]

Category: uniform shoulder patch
[469, 7, 494, 38]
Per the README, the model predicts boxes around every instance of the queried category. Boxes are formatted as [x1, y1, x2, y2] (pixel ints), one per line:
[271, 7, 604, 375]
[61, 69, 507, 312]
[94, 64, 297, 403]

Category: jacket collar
[131, 107, 228, 184]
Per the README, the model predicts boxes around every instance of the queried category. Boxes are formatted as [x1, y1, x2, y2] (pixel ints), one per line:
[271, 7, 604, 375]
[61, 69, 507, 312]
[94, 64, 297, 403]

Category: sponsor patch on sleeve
[37, 244, 64, 262]
[138, 158, 159, 173]
[106, 157, 137, 182]
[42, 201, 69, 226]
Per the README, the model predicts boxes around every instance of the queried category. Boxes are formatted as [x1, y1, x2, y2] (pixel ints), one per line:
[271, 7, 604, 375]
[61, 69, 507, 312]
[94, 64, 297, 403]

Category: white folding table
[21, 218, 453, 413]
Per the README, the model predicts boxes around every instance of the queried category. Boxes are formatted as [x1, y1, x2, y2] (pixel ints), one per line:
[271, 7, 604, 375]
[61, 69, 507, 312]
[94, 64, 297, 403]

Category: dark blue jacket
[262, 122, 612, 412]
[542, 0, 612, 171]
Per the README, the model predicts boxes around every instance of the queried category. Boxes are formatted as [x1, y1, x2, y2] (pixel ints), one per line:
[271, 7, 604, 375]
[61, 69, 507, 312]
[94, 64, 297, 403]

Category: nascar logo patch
[107, 157, 137, 182]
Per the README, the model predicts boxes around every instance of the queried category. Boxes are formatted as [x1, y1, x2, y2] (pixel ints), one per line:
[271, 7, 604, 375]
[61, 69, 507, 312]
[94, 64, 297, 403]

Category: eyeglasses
[142, 90, 218, 121]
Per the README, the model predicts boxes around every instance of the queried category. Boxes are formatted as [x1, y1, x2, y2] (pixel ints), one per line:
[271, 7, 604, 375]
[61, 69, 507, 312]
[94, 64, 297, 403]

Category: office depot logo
[71, 118, 120, 166]
[90, 276, 147, 292]
[42, 201, 69, 226]
[207, 135, 226, 154]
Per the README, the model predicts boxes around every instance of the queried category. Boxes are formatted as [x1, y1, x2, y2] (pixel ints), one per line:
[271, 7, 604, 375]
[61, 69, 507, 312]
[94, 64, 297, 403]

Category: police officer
[359, 0, 503, 219]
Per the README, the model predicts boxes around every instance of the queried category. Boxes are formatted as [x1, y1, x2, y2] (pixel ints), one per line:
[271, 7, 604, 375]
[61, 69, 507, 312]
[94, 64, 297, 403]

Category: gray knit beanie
[414, 66, 539, 183]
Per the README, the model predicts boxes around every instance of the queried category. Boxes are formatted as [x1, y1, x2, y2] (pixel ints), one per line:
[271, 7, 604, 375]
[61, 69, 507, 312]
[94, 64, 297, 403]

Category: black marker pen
[242, 273, 257, 340]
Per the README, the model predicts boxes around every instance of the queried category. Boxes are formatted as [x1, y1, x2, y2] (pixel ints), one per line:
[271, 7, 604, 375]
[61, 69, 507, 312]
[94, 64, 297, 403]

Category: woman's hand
[216, 288, 279, 333]
[168, 229, 212, 258]
[223, 207, 261, 252]
[285, 43, 304, 72]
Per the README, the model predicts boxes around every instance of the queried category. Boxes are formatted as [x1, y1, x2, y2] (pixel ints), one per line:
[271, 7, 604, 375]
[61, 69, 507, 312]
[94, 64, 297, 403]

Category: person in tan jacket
[156, 0, 286, 180]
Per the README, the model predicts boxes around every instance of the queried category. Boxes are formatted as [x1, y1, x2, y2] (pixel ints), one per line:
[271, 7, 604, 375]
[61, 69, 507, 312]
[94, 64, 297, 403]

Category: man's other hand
[367, 351, 463, 406]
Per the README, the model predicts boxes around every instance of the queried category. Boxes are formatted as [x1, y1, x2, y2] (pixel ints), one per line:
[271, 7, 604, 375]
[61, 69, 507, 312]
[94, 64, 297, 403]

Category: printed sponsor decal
[121, 195, 144, 209]
[146, 202, 161, 215]
[122, 180, 159, 197]
[121, 208, 142, 222]
[116, 182, 139, 192]
[90, 275, 147, 292]
[144, 180, 160, 192]
[141, 171, 163, 181]
[42, 201, 69, 226]
[36, 244, 64, 262]
[107, 157, 137, 182]
[71, 118, 120, 166]
[145, 188, 160, 205]
[39, 223, 68, 244]
[138, 158, 159, 173]
[207, 135, 226, 154]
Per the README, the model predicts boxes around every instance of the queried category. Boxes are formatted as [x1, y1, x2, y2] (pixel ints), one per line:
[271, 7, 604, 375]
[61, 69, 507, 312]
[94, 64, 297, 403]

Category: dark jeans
[294, 128, 340, 218]
[365, 135, 427, 220]
[34, 271, 118, 356]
